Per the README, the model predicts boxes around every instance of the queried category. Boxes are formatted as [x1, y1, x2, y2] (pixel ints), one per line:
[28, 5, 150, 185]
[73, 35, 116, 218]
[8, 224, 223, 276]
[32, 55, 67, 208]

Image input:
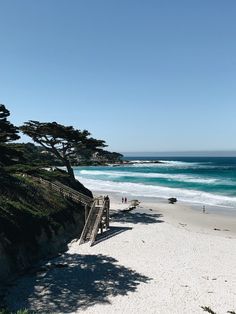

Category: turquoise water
[74, 157, 236, 208]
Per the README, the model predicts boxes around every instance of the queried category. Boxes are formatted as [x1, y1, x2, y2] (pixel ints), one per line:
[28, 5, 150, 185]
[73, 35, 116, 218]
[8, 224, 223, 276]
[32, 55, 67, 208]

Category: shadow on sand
[110, 210, 164, 225]
[7, 253, 151, 313]
[93, 226, 133, 246]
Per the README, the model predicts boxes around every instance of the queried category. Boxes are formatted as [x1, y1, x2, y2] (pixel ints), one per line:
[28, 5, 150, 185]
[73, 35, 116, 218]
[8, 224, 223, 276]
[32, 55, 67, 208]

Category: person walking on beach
[122, 197, 124, 203]
[202, 205, 206, 213]
[125, 197, 127, 203]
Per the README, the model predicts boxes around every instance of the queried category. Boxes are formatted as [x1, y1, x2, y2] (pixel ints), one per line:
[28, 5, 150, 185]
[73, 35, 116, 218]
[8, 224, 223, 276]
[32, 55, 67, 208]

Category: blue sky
[0, 0, 236, 153]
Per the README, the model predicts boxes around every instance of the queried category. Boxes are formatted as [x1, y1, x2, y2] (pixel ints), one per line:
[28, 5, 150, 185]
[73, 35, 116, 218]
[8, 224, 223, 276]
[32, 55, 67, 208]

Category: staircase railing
[90, 199, 109, 246]
[20, 174, 93, 206]
[19, 173, 110, 246]
[79, 198, 109, 246]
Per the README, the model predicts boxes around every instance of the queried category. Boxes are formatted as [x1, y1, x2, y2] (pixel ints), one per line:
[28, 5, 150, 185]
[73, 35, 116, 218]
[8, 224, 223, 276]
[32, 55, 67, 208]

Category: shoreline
[5, 188, 236, 313]
[76, 174, 236, 214]
[6, 188, 236, 313]
[99, 190, 236, 238]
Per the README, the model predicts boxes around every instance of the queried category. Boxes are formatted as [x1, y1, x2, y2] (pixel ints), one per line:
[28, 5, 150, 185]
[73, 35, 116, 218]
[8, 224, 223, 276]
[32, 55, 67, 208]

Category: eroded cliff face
[0, 170, 91, 286]
[0, 205, 85, 284]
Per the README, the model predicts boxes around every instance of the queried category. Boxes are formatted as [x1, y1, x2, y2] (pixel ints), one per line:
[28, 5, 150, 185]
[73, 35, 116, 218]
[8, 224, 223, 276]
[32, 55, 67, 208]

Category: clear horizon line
[121, 150, 236, 157]
[121, 150, 236, 153]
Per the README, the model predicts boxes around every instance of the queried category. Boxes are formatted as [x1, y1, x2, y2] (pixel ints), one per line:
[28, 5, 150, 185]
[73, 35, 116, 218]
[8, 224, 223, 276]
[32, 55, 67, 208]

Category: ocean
[74, 157, 236, 210]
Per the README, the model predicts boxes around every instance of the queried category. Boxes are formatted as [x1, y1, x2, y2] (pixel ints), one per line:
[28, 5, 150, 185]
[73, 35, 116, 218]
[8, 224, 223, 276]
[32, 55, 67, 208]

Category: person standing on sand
[122, 197, 124, 203]
[125, 197, 127, 203]
[202, 205, 206, 213]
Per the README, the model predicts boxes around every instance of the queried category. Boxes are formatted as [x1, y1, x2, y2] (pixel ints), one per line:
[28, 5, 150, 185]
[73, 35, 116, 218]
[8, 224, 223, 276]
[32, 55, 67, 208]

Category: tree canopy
[20, 121, 107, 179]
[0, 105, 19, 143]
[0, 105, 20, 166]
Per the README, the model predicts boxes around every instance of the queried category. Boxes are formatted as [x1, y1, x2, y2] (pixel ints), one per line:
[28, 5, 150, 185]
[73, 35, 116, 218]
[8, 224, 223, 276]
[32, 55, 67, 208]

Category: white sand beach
[6, 193, 236, 314]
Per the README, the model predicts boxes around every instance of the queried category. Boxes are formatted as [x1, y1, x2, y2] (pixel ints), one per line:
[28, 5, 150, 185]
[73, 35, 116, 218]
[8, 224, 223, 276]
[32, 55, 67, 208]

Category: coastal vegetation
[0, 105, 20, 166]
[20, 121, 107, 179]
[0, 104, 121, 287]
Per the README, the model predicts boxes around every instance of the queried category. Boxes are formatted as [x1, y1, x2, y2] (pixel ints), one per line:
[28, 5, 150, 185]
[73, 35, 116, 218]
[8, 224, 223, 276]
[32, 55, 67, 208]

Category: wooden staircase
[79, 197, 110, 246]
[20, 174, 110, 246]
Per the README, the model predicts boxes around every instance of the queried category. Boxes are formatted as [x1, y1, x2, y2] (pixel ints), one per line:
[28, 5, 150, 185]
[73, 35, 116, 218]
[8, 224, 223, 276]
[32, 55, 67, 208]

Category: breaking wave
[79, 170, 232, 185]
[76, 176, 236, 208]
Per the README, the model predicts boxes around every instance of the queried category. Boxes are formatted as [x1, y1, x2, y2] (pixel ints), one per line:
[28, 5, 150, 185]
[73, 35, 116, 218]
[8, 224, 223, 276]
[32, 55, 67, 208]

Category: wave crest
[79, 170, 231, 185]
[75, 177, 236, 208]
[76, 177, 236, 208]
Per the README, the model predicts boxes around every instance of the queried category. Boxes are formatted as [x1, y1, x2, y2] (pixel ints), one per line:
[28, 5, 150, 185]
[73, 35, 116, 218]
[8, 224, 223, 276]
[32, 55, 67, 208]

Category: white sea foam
[127, 160, 230, 170]
[130, 160, 203, 168]
[79, 170, 229, 185]
[76, 176, 236, 208]
[129, 160, 156, 163]
[158, 160, 199, 165]
[79, 169, 197, 180]
[129, 160, 197, 165]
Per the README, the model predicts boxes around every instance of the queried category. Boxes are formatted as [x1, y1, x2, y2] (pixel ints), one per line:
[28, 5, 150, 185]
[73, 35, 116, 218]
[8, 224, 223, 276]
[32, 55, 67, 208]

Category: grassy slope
[0, 167, 92, 312]
[0, 167, 90, 249]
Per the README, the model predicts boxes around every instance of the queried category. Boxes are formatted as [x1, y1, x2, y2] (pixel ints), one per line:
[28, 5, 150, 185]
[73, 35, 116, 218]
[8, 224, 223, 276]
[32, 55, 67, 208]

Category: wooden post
[85, 205, 90, 223]
[106, 199, 110, 228]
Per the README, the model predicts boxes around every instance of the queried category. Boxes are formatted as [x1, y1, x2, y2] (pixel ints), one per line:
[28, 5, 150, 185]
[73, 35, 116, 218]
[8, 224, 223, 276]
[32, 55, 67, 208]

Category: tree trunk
[65, 159, 75, 180]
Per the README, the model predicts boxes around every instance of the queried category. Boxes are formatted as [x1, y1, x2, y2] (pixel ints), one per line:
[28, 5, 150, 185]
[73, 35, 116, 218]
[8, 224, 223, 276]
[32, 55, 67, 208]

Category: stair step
[79, 198, 110, 246]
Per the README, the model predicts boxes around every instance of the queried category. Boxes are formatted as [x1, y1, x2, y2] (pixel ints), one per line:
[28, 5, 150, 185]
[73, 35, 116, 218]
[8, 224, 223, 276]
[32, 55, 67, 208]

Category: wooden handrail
[19, 173, 110, 246]
[79, 200, 98, 244]
[90, 200, 108, 246]
[20, 174, 94, 206]
[79, 198, 109, 246]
